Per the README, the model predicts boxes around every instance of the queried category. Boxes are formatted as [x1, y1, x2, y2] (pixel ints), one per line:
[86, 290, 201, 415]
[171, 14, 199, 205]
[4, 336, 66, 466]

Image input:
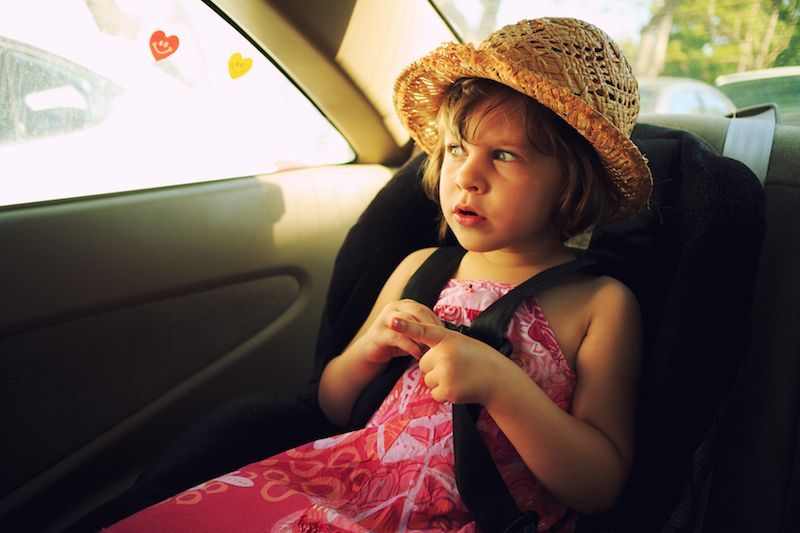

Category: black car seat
[632, 113, 800, 533]
[315, 121, 765, 531]
[688, 116, 800, 532]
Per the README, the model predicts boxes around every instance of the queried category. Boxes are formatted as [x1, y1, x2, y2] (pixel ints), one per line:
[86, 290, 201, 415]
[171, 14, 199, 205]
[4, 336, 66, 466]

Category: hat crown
[478, 18, 639, 137]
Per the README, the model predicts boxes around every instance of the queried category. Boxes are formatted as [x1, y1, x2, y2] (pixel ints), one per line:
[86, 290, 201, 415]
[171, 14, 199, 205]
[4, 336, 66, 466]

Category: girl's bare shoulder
[395, 247, 438, 276]
[542, 271, 636, 310]
[403, 247, 439, 265]
[574, 274, 642, 363]
[581, 274, 639, 315]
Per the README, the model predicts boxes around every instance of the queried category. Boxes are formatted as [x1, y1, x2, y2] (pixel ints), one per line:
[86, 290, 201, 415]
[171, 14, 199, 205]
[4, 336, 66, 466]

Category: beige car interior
[1, 1, 797, 531]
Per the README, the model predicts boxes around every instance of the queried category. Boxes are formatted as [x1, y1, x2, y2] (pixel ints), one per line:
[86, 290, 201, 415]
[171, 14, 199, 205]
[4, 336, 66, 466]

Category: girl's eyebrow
[443, 125, 530, 151]
[459, 137, 531, 152]
[495, 142, 530, 151]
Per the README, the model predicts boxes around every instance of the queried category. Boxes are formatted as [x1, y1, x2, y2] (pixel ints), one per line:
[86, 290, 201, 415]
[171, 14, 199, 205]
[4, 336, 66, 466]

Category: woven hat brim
[393, 43, 653, 219]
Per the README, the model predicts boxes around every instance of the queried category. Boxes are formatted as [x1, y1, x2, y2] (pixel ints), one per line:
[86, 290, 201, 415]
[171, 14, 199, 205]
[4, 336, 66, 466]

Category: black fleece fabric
[588, 124, 766, 529]
[315, 123, 766, 530]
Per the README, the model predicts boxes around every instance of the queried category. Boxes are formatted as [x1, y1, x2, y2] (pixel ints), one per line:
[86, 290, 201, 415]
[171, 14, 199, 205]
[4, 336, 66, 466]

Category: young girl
[108, 17, 651, 532]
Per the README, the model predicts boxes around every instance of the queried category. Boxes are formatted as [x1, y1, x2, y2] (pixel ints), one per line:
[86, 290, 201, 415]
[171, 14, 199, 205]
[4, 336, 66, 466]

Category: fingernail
[391, 317, 406, 332]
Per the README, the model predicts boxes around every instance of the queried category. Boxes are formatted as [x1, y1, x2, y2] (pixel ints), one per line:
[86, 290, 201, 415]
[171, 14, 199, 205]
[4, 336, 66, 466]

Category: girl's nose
[454, 155, 486, 193]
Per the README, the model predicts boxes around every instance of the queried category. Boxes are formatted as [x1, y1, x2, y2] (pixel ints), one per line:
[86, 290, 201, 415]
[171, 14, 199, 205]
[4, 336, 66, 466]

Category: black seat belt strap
[454, 254, 595, 533]
[402, 246, 468, 306]
[466, 254, 597, 355]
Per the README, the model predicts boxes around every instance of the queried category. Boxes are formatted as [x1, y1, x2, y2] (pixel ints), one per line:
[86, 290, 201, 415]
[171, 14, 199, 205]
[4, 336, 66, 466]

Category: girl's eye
[446, 144, 464, 157]
[495, 150, 518, 162]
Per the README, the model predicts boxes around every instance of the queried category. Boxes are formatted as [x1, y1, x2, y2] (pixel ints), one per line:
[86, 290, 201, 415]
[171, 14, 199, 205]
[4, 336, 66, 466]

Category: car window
[0, 0, 354, 207]
[717, 67, 800, 123]
[432, 0, 799, 121]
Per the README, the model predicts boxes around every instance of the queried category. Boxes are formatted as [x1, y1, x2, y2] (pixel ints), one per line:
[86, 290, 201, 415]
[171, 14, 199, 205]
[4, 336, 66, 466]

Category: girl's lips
[452, 205, 486, 227]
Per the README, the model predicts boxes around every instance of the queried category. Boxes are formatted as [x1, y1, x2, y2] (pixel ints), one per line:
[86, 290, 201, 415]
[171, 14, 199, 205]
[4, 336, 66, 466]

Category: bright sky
[459, 0, 651, 44]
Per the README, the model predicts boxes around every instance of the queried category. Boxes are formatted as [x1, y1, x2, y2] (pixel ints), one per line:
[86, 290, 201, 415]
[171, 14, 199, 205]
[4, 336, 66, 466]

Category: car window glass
[432, 0, 799, 123]
[717, 69, 800, 121]
[0, 0, 354, 207]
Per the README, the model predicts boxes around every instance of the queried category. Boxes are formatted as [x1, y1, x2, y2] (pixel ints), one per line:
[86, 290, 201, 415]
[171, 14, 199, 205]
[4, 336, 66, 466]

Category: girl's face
[439, 99, 565, 256]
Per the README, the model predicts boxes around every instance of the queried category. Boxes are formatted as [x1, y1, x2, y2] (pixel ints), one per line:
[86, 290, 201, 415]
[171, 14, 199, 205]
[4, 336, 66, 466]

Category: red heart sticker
[150, 30, 179, 62]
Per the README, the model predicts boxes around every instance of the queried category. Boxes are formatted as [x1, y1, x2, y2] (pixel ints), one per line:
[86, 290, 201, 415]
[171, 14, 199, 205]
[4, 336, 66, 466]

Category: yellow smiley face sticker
[228, 53, 253, 79]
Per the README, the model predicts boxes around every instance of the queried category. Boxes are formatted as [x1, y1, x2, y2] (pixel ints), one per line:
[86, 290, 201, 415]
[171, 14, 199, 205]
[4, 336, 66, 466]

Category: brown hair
[422, 78, 622, 241]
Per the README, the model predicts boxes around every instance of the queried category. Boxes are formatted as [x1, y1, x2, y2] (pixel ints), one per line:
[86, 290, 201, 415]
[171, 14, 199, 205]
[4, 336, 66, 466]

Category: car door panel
[0, 164, 392, 531]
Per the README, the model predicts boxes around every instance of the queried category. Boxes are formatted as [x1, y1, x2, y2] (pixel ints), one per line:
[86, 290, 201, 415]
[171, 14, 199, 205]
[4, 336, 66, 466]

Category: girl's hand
[357, 299, 444, 363]
[390, 317, 510, 405]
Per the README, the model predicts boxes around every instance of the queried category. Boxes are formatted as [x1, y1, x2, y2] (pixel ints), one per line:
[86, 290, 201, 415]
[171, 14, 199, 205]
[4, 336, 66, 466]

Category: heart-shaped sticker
[228, 52, 253, 79]
[150, 30, 179, 62]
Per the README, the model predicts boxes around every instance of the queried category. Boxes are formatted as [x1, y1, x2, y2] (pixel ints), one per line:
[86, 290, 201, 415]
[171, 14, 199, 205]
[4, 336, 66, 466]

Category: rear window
[431, 0, 799, 122]
[0, 0, 354, 207]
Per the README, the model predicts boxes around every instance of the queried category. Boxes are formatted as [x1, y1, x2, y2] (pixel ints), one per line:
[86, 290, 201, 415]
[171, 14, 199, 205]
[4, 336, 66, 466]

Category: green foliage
[775, 16, 800, 65]
[656, 0, 799, 82]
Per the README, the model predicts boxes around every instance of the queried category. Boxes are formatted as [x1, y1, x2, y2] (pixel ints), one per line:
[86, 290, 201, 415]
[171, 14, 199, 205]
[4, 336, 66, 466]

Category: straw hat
[393, 17, 652, 218]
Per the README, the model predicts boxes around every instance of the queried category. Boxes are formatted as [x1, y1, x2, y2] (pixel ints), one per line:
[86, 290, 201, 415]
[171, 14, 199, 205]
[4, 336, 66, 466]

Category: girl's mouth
[453, 205, 486, 227]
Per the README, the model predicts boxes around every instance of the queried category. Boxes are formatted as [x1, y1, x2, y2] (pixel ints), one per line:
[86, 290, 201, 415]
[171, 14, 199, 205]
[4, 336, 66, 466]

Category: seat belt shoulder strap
[401, 246, 467, 305]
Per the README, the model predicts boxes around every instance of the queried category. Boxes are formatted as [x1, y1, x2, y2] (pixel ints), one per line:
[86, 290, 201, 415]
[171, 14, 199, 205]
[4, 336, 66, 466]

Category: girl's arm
[482, 278, 641, 513]
[318, 247, 439, 427]
[393, 277, 641, 514]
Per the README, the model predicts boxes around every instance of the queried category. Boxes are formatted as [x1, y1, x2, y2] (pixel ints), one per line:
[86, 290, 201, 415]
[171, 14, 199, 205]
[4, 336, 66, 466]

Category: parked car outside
[638, 76, 736, 116]
[716, 66, 800, 125]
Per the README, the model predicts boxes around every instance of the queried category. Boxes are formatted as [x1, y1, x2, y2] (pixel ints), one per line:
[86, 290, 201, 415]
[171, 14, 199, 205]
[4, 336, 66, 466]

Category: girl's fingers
[396, 300, 442, 327]
[390, 318, 449, 348]
[418, 350, 433, 373]
[423, 370, 437, 390]
[380, 302, 442, 360]
[389, 316, 441, 360]
[420, 360, 446, 402]
[394, 337, 424, 359]
[384, 311, 426, 358]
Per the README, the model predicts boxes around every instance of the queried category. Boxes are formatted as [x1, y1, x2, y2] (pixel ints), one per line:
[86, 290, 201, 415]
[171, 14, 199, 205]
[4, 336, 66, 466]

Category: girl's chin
[449, 230, 565, 255]
[448, 232, 497, 253]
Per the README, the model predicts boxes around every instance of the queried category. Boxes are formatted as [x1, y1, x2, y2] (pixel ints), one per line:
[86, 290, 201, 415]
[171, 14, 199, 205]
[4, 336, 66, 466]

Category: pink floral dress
[107, 279, 577, 532]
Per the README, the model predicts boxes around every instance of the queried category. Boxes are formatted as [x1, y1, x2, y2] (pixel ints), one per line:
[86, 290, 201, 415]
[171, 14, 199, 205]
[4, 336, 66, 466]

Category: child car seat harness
[348, 246, 596, 532]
